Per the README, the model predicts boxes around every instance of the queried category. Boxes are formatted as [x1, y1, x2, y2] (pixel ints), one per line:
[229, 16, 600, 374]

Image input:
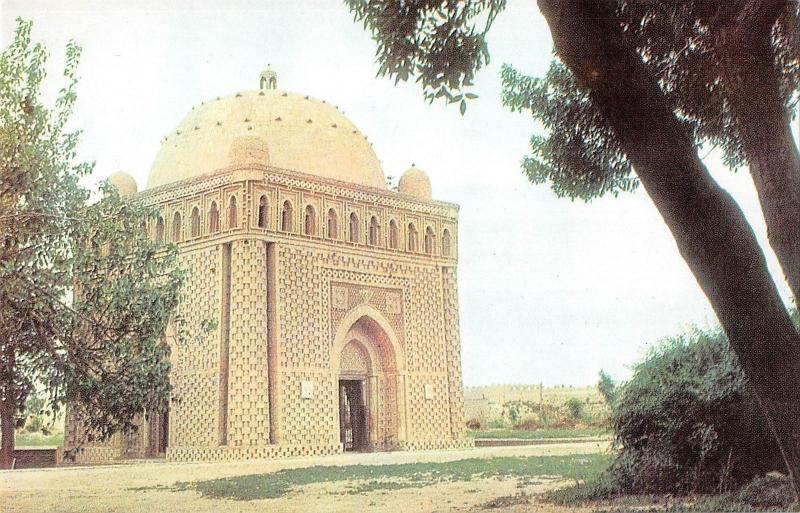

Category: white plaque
[300, 380, 314, 399]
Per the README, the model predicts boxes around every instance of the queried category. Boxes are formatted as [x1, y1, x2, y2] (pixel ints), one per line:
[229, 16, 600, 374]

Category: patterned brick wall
[227, 239, 270, 446]
[442, 267, 467, 439]
[63, 164, 470, 463]
[170, 246, 221, 449]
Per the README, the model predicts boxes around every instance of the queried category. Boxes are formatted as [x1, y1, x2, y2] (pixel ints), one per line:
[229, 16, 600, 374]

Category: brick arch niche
[332, 311, 405, 451]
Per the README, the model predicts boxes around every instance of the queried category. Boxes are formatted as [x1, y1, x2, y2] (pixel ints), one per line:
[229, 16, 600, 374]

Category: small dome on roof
[398, 165, 432, 200]
[107, 171, 138, 197]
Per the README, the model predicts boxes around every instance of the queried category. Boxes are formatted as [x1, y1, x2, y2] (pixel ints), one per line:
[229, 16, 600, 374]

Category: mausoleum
[64, 69, 468, 462]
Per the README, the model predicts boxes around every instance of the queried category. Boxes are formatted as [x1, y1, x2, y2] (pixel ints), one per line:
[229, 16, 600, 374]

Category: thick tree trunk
[538, 0, 800, 497]
[0, 345, 15, 470]
[713, 0, 800, 303]
[0, 392, 14, 470]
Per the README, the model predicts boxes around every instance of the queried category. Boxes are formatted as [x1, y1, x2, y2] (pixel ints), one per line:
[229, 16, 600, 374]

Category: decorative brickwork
[64, 81, 470, 463]
[227, 239, 270, 446]
[170, 247, 221, 449]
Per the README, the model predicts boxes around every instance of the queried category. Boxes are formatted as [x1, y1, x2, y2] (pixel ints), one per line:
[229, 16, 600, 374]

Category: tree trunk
[538, 0, 800, 498]
[712, 0, 800, 304]
[0, 345, 15, 470]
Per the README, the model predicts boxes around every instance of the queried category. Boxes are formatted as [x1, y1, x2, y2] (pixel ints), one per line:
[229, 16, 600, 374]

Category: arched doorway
[332, 309, 405, 451]
[339, 341, 370, 451]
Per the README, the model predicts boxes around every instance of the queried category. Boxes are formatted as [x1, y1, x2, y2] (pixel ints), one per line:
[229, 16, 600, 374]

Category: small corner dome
[107, 171, 138, 197]
[398, 165, 432, 200]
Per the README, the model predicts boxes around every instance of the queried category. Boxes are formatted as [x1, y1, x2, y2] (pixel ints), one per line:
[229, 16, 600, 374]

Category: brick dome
[107, 171, 138, 197]
[148, 88, 386, 190]
[398, 165, 432, 200]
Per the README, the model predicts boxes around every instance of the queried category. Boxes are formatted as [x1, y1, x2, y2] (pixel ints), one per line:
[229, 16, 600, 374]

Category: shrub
[733, 474, 795, 509]
[608, 327, 784, 494]
[486, 418, 507, 429]
[465, 418, 482, 430]
[513, 414, 540, 431]
[565, 397, 584, 421]
[597, 370, 617, 406]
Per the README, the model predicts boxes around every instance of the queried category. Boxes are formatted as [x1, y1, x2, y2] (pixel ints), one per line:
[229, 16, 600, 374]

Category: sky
[2, 0, 796, 387]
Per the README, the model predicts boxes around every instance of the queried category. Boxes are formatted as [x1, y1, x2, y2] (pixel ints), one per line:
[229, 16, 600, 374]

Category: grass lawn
[15, 431, 64, 447]
[158, 453, 613, 501]
[468, 427, 611, 439]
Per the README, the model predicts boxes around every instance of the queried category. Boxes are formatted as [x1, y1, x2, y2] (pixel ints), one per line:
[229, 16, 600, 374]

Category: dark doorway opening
[339, 379, 367, 451]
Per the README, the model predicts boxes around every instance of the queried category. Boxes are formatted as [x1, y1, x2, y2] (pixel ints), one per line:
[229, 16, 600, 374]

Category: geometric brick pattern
[227, 239, 270, 446]
[63, 163, 471, 463]
[170, 247, 221, 449]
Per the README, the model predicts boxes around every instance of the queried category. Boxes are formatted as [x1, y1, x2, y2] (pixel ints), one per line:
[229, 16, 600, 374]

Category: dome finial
[260, 66, 278, 91]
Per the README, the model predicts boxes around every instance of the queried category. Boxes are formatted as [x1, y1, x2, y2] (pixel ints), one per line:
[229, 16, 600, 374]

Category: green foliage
[0, 19, 183, 450]
[494, 397, 608, 430]
[501, 62, 637, 200]
[21, 394, 46, 433]
[565, 397, 584, 421]
[607, 327, 784, 494]
[597, 370, 617, 407]
[345, 0, 506, 112]
[348, 1, 800, 199]
[546, 473, 799, 512]
[13, 431, 63, 447]
[467, 427, 610, 440]
[162, 453, 611, 500]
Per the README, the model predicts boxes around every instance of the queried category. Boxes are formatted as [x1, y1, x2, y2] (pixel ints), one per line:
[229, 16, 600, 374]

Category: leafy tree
[0, 19, 183, 469]
[347, 0, 800, 496]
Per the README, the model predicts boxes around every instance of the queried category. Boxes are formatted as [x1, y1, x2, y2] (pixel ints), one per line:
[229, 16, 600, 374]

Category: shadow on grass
[544, 472, 800, 512]
[132, 453, 612, 501]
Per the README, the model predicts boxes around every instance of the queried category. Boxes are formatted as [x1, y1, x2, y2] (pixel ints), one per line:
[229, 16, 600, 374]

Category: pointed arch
[281, 200, 293, 232]
[190, 206, 201, 238]
[442, 228, 451, 257]
[228, 196, 238, 229]
[406, 223, 418, 252]
[349, 212, 360, 243]
[155, 216, 165, 244]
[424, 226, 435, 255]
[172, 211, 182, 242]
[327, 208, 338, 239]
[388, 219, 398, 249]
[331, 305, 407, 448]
[304, 204, 316, 236]
[368, 216, 380, 246]
[257, 195, 269, 228]
[331, 305, 405, 373]
[209, 201, 220, 233]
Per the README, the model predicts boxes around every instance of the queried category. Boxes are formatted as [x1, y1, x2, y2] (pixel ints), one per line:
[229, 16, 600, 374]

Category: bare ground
[1, 440, 607, 513]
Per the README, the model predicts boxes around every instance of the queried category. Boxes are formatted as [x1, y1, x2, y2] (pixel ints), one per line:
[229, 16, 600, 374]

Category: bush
[565, 397, 584, 421]
[465, 418, 482, 430]
[513, 414, 540, 431]
[486, 418, 507, 429]
[733, 474, 795, 509]
[608, 327, 784, 494]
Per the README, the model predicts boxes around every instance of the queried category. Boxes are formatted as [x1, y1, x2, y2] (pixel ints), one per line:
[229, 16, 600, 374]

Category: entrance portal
[338, 380, 367, 451]
[333, 309, 405, 450]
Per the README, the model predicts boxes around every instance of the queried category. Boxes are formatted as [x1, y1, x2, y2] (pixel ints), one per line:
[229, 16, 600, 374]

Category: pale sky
[2, 0, 795, 387]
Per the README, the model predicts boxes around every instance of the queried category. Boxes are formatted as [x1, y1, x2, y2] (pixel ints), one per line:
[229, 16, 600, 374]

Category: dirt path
[1, 440, 607, 513]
